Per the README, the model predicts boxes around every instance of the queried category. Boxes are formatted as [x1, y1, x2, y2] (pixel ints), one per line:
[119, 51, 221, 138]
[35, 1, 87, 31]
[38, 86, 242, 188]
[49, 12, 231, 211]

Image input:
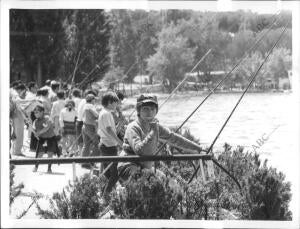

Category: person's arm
[36, 119, 52, 136]
[126, 124, 157, 156]
[59, 109, 64, 128]
[159, 125, 202, 154]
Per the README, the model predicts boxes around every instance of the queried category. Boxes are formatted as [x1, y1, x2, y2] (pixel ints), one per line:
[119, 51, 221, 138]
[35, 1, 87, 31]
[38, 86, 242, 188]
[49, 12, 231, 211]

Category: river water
[124, 91, 299, 217]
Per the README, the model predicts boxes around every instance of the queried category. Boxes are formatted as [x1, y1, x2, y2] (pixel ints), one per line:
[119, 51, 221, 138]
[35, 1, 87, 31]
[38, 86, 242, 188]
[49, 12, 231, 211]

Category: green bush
[34, 130, 292, 220]
[110, 169, 181, 219]
[216, 143, 292, 220]
[36, 174, 107, 219]
[10, 164, 24, 206]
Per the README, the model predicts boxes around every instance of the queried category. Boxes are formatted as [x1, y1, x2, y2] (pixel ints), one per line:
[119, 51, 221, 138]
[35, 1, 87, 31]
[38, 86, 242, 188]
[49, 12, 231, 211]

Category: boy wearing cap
[97, 91, 122, 199]
[118, 94, 203, 181]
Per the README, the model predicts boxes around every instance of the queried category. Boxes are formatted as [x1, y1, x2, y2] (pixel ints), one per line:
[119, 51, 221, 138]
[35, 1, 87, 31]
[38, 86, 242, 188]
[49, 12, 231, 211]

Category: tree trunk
[37, 59, 42, 87]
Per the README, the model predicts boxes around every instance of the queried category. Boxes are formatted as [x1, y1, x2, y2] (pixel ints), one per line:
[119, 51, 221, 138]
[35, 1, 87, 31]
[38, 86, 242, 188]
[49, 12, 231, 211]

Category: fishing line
[188, 22, 289, 186]
[153, 11, 283, 158]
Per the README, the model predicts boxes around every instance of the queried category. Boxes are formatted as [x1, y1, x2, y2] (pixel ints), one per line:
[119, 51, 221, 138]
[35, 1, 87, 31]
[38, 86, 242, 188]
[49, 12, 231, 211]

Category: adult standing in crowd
[76, 89, 97, 151]
[50, 90, 66, 136]
[37, 88, 51, 116]
[80, 93, 99, 169]
[26, 82, 38, 100]
[11, 84, 26, 156]
[49, 81, 60, 103]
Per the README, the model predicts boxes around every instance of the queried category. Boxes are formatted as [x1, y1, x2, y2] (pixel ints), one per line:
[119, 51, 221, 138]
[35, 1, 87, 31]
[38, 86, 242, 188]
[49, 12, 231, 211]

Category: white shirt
[59, 108, 77, 127]
[73, 97, 82, 115]
[77, 99, 86, 121]
[50, 99, 65, 119]
[98, 108, 118, 147]
[25, 91, 36, 100]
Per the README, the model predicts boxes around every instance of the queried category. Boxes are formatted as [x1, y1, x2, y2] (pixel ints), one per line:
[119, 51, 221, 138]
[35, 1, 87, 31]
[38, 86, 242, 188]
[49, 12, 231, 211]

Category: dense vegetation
[35, 129, 292, 220]
[10, 9, 291, 90]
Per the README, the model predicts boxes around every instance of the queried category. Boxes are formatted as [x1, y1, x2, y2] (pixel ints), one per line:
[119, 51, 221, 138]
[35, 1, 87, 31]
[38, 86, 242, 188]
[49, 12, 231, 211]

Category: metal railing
[10, 154, 212, 165]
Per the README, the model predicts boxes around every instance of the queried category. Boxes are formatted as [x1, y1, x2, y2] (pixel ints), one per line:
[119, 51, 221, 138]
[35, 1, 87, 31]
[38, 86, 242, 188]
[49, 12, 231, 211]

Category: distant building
[133, 75, 151, 84]
[278, 77, 291, 90]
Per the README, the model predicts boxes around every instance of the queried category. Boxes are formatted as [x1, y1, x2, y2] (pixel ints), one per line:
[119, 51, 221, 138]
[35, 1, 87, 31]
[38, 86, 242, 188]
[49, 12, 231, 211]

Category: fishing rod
[68, 51, 82, 97]
[153, 11, 282, 158]
[126, 49, 212, 121]
[188, 22, 289, 187]
[159, 49, 212, 110]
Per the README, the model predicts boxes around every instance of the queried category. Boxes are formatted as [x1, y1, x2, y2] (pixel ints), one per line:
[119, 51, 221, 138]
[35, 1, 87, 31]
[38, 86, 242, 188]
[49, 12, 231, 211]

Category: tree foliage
[62, 10, 111, 87]
[10, 10, 66, 84]
[147, 23, 195, 91]
[10, 164, 24, 206]
[10, 9, 111, 87]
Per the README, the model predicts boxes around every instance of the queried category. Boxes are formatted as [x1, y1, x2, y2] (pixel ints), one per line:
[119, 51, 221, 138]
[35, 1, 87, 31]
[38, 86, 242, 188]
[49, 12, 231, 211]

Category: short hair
[51, 82, 60, 91]
[72, 88, 82, 98]
[65, 99, 75, 108]
[85, 94, 96, 103]
[45, 79, 51, 86]
[37, 88, 49, 96]
[84, 89, 97, 97]
[11, 81, 20, 89]
[28, 82, 36, 90]
[15, 84, 26, 91]
[34, 104, 45, 112]
[101, 91, 119, 107]
[56, 90, 65, 99]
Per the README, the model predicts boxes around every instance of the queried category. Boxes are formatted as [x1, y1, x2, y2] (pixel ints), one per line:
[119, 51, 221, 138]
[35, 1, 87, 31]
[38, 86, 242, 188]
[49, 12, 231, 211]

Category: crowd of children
[9, 79, 204, 204]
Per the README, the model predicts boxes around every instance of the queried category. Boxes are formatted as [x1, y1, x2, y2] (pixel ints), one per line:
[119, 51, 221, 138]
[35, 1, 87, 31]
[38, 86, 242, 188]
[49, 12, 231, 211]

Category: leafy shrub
[216, 143, 292, 220]
[36, 174, 107, 219]
[110, 169, 181, 219]
[10, 164, 24, 206]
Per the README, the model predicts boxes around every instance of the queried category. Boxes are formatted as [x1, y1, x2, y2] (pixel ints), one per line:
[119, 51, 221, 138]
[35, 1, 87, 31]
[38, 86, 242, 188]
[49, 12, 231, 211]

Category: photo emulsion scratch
[1, 0, 299, 228]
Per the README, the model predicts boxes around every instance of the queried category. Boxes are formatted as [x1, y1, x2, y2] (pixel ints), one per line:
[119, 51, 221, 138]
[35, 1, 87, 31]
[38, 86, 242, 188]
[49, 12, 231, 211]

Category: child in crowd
[98, 91, 122, 200]
[76, 90, 97, 151]
[80, 94, 99, 169]
[113, 91, 128, 141]
[50, 90, 66, 136]
[37, 88, 51, 116]
[71, 88, 82, 113]
[118, 94, 203, 182]
[32, 105, 61, 173]
[59, 100, 77, 156]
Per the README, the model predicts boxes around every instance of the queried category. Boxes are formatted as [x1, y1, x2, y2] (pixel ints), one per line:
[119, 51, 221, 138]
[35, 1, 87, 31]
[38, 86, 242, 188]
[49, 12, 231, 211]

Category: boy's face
[33, 108, 43, 119]
[107, 101, 118, 111]
[139, 104, 157, 121]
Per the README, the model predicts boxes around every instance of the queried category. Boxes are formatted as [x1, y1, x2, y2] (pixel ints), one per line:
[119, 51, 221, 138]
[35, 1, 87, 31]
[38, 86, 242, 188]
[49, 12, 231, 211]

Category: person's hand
[117, 139, 123, 147]
[149, 119, 159, 133]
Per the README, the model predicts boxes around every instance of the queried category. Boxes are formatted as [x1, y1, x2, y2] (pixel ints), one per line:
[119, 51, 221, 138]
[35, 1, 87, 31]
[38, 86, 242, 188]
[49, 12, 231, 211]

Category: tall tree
[147, 23, 195, 91]
[10, 10, 66, 85]
[63, 10, 111, 87]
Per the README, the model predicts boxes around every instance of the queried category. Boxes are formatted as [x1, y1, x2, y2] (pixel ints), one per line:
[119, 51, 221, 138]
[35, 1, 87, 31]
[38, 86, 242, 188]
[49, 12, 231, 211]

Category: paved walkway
[10, 135, 93, 219]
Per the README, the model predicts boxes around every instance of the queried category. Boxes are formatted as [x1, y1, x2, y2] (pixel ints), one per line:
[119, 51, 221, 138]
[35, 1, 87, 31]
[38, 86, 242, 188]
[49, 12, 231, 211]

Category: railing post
[72, 162, 76, 182]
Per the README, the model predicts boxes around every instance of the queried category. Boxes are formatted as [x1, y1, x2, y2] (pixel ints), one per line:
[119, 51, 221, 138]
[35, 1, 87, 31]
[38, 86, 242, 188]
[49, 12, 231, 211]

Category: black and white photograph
[1, 0, 300, 228]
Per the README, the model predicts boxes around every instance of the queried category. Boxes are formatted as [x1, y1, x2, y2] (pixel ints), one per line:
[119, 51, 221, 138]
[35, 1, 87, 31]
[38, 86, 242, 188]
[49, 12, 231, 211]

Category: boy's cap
[137, 94, 158, 106]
